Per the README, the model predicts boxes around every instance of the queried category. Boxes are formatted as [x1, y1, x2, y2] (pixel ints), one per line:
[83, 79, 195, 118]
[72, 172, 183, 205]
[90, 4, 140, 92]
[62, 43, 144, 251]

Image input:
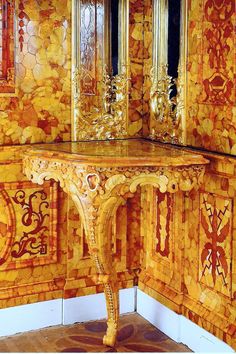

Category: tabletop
[25, 139, 209, 167]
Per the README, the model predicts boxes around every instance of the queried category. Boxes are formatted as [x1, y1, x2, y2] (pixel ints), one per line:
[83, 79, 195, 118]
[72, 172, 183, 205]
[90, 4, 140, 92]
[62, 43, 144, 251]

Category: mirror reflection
[167, 0, 181, 100]
[72, 0, 129, 141]
[111, 0, 119, 76]
[150, 0, 185, 144]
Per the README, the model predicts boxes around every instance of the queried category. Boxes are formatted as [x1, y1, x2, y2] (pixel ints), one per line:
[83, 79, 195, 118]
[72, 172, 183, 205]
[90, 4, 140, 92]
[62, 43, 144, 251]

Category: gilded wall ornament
[149, 0, 187, 144]
[72, 0, 129, 140]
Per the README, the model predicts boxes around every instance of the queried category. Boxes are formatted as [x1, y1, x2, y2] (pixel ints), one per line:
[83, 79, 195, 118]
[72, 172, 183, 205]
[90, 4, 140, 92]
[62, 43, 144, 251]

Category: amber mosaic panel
[138, 150, 236, 350]
[65, 193, 140, 299]
[153, 190, 174, 260]
[0, 0, 71, 144]
[142, 0, 153, 137]
[0, 0, 15, 94]
[199, 193, 232, 298]
[128, 0, 145, 137]
[0, 146, 67, 309]
[183, 158, 236, 350]
[140, 186, 184, 295]
[0, 181, 58, 271]
[126, 191, 141, 272]
[186, 0, 236, 154]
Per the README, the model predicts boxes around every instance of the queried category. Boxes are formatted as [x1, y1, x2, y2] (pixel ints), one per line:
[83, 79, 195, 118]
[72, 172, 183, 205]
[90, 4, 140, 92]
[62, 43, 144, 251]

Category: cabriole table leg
[89, 249, 119, 346]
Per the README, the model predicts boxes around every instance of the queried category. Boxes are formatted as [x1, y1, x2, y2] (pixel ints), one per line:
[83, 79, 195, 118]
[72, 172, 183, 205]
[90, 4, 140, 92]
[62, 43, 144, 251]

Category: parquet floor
[0, 313, 191, 352]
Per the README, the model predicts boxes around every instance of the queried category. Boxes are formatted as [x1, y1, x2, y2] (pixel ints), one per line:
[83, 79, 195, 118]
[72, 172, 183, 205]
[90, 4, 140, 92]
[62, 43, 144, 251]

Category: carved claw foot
[103, 319, 118, 347]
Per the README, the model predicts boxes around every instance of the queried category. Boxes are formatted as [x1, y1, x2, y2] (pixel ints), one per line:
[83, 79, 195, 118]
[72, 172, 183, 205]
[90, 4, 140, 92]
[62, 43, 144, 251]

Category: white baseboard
[0, 299, 62, 337]
[63, 287, 136, 325]
[0, 287, 234, 353]
[137, 289, 234, 353]
[136, 288, 181, 342]
[0, 288, 136, 337]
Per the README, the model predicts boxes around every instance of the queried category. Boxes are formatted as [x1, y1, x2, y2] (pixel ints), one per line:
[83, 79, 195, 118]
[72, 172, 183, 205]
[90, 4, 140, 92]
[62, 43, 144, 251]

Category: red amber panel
[0, 0, 15, 93]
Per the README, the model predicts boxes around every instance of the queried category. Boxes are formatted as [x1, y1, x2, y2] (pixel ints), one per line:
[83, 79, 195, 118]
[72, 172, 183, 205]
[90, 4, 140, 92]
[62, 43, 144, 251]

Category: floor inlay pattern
[0, 313, 191, 352]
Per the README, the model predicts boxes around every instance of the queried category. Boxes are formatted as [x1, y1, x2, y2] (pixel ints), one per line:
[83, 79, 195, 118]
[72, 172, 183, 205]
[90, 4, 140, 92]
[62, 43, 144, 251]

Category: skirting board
[0, 299, 62, 337]
[0, 287, 233, 353]
[0, 288, 135, 338]
[63, 287, 136, 325]
[136, 289, 234, 353]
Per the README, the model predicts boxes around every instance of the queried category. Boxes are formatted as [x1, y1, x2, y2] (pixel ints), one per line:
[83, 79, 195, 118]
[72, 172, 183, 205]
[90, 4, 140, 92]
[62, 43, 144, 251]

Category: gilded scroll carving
[24, 157, 206, 199]
[72, 0, 129, 140]
[149, 0, 186, 144]
[23, 150, 207, 346]
[149, 64, 182, 143]
[73, 65, 129, 140]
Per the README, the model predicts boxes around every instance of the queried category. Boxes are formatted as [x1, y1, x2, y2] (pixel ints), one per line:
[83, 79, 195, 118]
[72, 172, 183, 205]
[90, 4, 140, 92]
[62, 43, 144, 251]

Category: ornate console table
[23, 139, 209, 346]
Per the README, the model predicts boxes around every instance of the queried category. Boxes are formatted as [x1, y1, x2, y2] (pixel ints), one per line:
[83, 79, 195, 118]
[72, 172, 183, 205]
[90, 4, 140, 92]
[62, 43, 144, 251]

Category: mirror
[150, 0, 186, 144]
[72, 0, 129, 141]
[167, 0, 180, 101]
[111, 0, 119, 76]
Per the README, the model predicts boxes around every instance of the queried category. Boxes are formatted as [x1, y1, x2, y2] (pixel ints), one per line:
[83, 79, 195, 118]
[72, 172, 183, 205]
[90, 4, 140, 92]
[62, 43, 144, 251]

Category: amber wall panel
[139, 186, 185, 313]
[0, 146, 68, 308]
[128, 0, 154, 137]
[142, 0, 152, 136]
[186, 0, 236, 154]
[128, 0, 145, 137]
[183, 157, 236, 349]
[0, 0, 71, 145]
[65, 193, 141, 298]
[0, 0, 15, 93]
[0, 146, 140, 307]
[144, 0, 235, 154]
[139, 152, 236, 350]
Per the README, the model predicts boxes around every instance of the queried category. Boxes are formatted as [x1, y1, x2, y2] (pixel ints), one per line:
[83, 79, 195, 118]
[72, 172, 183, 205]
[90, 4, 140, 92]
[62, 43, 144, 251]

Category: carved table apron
[23, 139, 209, 347]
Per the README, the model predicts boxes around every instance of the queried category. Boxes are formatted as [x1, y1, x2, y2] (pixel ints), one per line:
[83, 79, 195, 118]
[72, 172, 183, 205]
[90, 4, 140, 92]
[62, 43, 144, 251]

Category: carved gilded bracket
[23, 140, 208, 346]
